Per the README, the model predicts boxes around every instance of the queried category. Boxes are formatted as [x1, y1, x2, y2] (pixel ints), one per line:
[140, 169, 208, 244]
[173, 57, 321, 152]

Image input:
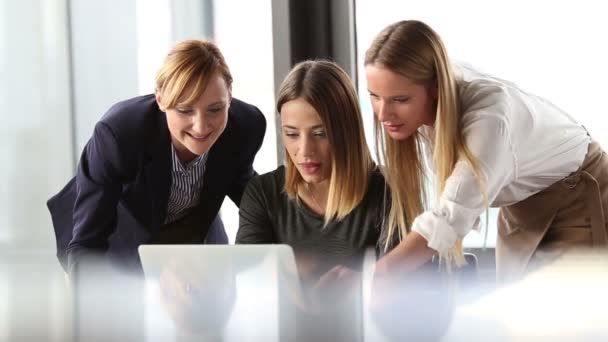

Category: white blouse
[412, 63, 591, 254]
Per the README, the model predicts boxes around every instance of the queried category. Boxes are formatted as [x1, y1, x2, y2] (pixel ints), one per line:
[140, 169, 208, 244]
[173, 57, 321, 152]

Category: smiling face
[157, 72, 230, 162]
[365, 64, 437, 140]
[280, 98, 332, 185]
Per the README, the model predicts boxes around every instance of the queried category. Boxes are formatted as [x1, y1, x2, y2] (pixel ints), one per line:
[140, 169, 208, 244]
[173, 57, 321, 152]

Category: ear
[154, 88, 165, 112]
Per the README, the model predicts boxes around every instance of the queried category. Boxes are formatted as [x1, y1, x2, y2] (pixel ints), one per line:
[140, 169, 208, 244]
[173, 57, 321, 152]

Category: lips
[384, 123, 404, 132]
[299, 162, 321, 174]
[187, 131, 213, 141]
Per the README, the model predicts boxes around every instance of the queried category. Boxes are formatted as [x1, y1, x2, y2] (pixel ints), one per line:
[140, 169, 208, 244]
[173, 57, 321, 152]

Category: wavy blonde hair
[365, 20, 483, 265]
[277, 60, 374, 225]
[155, 39, 232, 109]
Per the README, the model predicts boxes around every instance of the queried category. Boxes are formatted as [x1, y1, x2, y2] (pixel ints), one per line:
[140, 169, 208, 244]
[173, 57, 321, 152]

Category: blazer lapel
[144, 112, 172, 231]
[197, 116, 236, 211]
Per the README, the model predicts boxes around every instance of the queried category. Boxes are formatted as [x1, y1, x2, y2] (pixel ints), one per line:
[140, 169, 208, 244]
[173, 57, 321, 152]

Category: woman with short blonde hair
[48, 39, 266, 274]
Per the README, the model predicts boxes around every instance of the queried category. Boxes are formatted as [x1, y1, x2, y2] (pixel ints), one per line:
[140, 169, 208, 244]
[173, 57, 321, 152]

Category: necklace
[305, 182, 324, 213]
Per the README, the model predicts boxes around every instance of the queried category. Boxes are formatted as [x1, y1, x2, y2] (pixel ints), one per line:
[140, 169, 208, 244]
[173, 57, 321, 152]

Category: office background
[1, 0, 607, 340]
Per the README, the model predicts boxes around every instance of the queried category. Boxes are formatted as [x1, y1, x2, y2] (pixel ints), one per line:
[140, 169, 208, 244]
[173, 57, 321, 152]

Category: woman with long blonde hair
[366, 20, 608, 282]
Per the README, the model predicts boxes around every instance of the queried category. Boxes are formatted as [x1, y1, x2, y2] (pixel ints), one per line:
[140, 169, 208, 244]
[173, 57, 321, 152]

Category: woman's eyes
[176, 107, 224, 115]
[284, 131, 326, 138]
[207, 107, 223, 114]
[176, 108, 192, 114]
[369, 94, 410, 103]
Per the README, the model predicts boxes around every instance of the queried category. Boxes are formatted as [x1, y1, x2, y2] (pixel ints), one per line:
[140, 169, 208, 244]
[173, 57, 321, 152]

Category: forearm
[67, 245, 108, 277]
[375, 231, 435, 276]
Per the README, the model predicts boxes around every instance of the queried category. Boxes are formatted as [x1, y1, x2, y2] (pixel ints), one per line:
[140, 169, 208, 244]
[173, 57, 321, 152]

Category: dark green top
[236, 166, 389, 274]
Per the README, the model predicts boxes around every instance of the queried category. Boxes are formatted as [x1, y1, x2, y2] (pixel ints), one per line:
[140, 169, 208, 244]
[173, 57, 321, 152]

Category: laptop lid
[138, 244, 300, 341]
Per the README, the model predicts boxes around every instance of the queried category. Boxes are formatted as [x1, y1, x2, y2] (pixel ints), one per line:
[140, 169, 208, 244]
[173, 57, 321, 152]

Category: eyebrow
[207, 101, 227, 107]
[175, 100, 227, 108]
[367, 90, 410, 99]
[282, 125, 325, 130]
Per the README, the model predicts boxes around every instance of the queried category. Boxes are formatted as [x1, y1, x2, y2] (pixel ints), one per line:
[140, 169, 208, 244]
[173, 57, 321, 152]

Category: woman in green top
[237, 60, 390, 271]
[236, 61, 390, 338]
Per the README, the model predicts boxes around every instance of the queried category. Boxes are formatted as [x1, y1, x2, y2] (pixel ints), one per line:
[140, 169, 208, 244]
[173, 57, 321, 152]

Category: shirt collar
[171, 144, 207, 173]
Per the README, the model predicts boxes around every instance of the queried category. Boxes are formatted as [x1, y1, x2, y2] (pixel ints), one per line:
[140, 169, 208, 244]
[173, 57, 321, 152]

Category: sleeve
[228, 106, 267, 206]
[67, 121, 133, 274]
[235, 177, 277, 244]
[412, 114, 515, 254]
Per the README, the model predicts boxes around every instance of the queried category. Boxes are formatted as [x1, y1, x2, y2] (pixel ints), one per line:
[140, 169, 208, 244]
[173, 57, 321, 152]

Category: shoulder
[97, 94, 166, 144]
[454, 63, 514, 118]
[227, 97, 267, 136]
[246, 166, 285, 195]
[89, 94, 168, 163]
[369, 167, 386, 187]
[218, 98, 267, 157]
[364, 167, 388, 200]
[363, 167, 390, 215]
[241, 166, 286, 212]
[345, 167, 388, 221]
[100, 94, 163, 129]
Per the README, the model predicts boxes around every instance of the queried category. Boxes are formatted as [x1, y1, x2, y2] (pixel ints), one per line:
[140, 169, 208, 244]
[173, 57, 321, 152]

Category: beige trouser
[496, 141, 608, 283]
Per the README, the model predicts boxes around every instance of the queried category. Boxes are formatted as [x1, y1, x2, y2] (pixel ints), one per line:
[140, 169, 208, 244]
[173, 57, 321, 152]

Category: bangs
[175, 73, 209, 107]
[158, 60, 217, 109]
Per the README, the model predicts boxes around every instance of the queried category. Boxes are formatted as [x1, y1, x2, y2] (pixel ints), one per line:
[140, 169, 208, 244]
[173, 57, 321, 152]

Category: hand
[369, 258, 454, 341]
[306, 265, 361, 314]
[158, 258, 236, 337]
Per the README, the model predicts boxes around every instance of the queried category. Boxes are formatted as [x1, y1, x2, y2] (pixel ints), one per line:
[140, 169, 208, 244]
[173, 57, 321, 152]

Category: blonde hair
[277, 60, 374, 225]
[155, 39, 232, 109]
[365, 20, 483, 265]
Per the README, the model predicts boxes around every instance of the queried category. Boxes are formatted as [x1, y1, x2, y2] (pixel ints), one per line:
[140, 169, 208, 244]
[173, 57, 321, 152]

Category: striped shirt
[164, 145, 208, 224]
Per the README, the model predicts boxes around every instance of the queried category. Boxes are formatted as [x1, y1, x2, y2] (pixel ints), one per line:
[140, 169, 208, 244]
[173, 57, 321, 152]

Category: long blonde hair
[277, 60, 374, 225]
[365, 20, 483, 264]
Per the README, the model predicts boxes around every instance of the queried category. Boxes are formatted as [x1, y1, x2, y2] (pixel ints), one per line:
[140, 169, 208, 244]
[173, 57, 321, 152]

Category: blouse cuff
[411, 210, 459, 255]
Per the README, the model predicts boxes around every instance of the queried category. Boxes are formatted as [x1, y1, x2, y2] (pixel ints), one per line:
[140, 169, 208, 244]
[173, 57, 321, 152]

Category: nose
[299, 135, 315, 157]
[191, 112, 206, 134]
[375, 100, 390, 122]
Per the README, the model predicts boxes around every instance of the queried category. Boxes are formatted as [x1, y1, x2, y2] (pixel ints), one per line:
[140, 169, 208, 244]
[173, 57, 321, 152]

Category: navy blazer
[47, 95, 266, 273]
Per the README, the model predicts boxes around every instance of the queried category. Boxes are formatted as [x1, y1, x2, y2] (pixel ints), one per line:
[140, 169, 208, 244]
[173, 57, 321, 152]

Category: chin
[301, 174, 327, 184]
[386, 130, 411, 141]
[186, 144, 212, 156]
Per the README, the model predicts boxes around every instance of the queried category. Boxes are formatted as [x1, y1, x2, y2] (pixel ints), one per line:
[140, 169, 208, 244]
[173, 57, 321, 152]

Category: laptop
[138, 244, 367, 342]
[138, 244, 302, 341]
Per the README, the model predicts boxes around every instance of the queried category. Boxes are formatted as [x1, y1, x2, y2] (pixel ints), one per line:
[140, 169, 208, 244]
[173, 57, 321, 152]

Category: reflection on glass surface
[0, 253, 72, 341]
[2, 248, 605, 340]
[140, 245, 289, 341]
[445, 250, 608, 341]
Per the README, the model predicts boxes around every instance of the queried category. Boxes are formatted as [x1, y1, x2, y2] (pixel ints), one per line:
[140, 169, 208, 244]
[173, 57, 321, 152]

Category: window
[0, 0, 72, 250]
[212, 0, 277, 242]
